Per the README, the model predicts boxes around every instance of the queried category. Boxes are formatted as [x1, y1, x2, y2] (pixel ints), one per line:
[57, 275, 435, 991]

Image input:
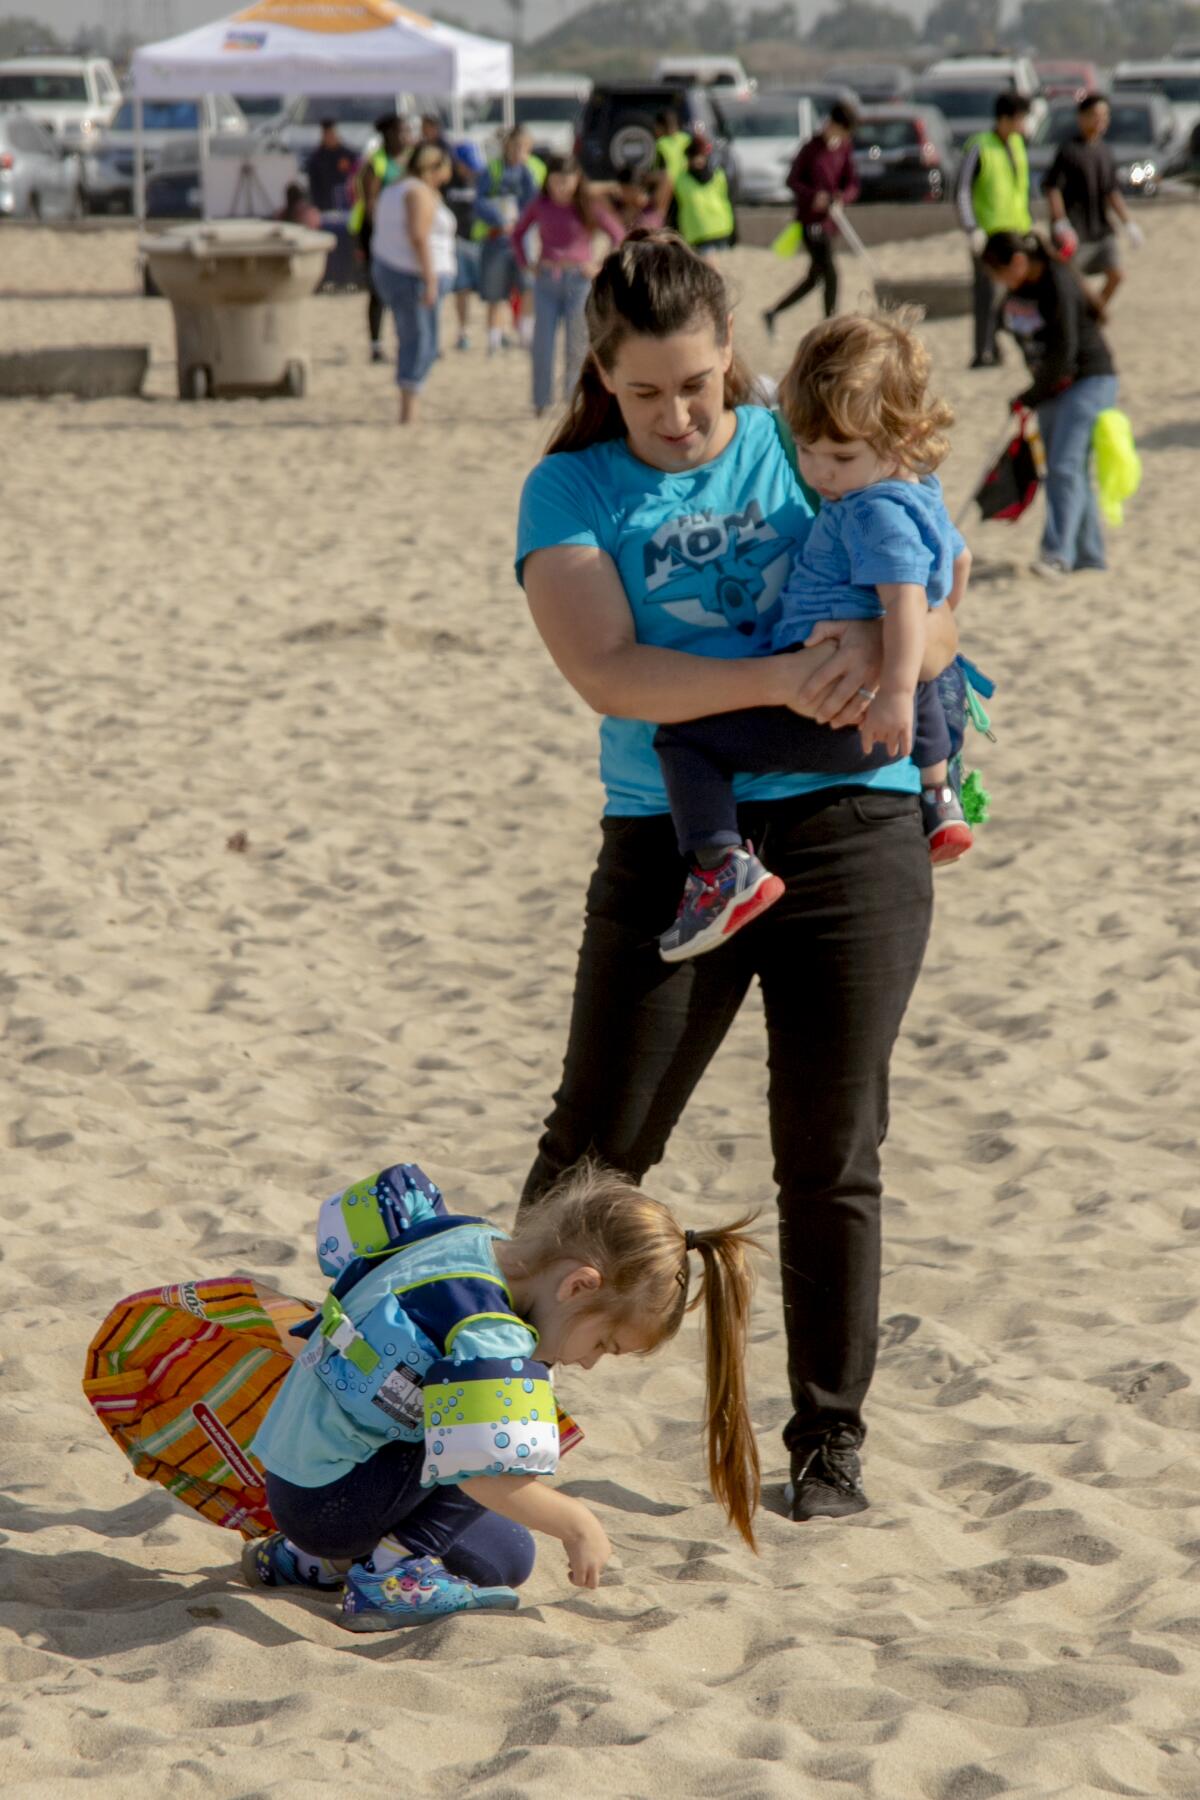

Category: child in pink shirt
[513, 155, 625, 416]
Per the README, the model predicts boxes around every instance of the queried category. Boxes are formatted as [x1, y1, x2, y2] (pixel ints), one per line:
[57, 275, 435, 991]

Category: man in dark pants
[956, 91, 1032, 368]
[763, 103, 860, 335]
[520, 788, 932, 1521]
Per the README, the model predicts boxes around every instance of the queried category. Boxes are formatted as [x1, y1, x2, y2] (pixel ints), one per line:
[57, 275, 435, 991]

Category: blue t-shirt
[516, 406, 919, 814]
[773, 474, 964, 652]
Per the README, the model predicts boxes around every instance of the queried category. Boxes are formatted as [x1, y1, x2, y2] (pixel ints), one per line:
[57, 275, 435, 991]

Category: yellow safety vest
[470, 153, 547, 240]
[654, 131, 691, 182]
[348, 149, 402, 236]
[968, 130, 1031, 237]
[674, 166, 734, 246]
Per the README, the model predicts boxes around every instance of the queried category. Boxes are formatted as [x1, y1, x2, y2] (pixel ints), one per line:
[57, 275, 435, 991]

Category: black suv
[577, 81, 738, 190]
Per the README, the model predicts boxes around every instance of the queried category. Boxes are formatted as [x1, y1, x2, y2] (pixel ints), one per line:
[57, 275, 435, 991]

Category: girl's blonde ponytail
[688, 1216, 762, 1550]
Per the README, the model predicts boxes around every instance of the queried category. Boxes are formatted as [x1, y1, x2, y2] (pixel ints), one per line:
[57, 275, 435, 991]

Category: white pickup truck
[0, 55, 121, 152]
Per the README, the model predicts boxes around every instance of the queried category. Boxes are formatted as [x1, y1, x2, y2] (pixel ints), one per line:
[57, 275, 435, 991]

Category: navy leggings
[266, 1446, 536, 1588]
[655, 685, 949, 857]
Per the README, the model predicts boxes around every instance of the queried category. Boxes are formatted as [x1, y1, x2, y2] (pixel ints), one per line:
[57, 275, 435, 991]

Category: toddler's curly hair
[778, 308, 954, 475]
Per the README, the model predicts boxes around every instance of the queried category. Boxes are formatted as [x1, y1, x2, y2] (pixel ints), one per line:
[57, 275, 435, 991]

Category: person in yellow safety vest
[350, 114, 416, 364]
[471, 126, 546, 353]
[652, 107, 692, 184]
[955, 90, 1032, 369]
[673, 131, 735, 259]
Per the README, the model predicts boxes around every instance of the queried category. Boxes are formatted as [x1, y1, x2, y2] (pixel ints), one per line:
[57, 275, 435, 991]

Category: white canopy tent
[129, 0, 513, 219]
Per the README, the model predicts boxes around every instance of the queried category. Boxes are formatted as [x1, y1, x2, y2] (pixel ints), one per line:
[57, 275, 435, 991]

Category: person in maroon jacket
[764, 103, 860, 335]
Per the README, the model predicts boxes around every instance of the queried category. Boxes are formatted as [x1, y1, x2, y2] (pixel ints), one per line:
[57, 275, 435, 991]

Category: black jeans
[520, 787, 933, 1461]
[770, 228, 838, 320]
[972, 252, 999, 361]
[655, 690, 949, 857]
[360, 220, 384, 346]
[266, 1447, 536, 1587]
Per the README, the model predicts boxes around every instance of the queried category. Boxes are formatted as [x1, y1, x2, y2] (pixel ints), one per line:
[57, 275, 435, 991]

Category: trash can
[139, 220, 335, 400]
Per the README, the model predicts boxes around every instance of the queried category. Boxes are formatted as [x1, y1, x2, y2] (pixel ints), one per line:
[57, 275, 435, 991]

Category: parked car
[653, 56, 754, 100]
[85, 95, 248, 213]
[722, 95, 816, 203]
[461, 75, 591, 160]
[915, 51, 1046, 148]
[1035, 60, 1101, 102]
[262, 92, 406, 162]
[1112, 60, 1200, 144]
[0, 110, 82, 218]
[576, 81, 736, 186]
[0, 55, 120, 153]
[1028, 94, 1191, 198]
[851, 103, 958, 202]
[824, 64, 913, 105]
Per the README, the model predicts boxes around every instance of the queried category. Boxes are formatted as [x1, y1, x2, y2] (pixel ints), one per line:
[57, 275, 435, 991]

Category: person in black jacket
[982, 231, 1118, 577]
[1042, 93, 1143, 318]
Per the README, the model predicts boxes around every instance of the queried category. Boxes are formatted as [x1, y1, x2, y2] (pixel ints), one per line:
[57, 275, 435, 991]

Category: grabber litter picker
[828, 200, 881, 303]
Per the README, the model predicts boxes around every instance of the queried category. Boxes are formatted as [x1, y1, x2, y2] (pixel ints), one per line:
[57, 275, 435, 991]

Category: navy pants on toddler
[654, 683, 950, 858]
[266, 1443, 536, 1588]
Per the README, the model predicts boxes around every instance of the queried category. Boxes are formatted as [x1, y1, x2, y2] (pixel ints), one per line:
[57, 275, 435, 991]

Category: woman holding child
[517, 232, 963, 1521]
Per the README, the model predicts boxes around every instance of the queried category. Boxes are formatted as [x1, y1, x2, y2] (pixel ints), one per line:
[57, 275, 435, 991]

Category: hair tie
[684, 1229, 698, 1252]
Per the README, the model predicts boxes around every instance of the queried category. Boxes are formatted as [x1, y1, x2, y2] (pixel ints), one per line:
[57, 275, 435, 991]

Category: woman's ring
[857, 687, 877, 702]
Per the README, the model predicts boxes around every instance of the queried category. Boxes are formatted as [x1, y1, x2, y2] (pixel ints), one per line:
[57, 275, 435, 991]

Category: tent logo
[223, 27, 267, 47]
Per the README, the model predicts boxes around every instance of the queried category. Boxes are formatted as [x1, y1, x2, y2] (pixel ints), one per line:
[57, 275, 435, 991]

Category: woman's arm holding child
[460, 1474, 613, 1588]
[860, 583, 927, 757]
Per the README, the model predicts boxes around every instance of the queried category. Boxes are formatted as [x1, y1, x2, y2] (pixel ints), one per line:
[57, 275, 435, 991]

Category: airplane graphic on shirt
[641, 500, 793, 636]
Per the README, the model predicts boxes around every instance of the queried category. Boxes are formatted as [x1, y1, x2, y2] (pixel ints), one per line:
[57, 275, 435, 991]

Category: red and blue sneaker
[658, 844, 785, 963]
[921, 784, 974, 866]
[340, 1553, 520, 1633]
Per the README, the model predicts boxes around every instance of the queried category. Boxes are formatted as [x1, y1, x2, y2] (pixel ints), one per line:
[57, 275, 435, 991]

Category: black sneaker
[787, 1426, 868, 1521]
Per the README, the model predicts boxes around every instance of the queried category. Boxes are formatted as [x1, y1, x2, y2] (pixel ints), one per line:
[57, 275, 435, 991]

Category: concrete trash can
[139, 220, 335, 400]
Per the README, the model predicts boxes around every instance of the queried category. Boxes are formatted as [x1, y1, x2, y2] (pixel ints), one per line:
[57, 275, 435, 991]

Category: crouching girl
[243, 1159, 760, 1632]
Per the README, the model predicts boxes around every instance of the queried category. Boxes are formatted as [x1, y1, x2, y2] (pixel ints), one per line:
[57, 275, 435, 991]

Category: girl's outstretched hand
[563, 1504, 613, 1589]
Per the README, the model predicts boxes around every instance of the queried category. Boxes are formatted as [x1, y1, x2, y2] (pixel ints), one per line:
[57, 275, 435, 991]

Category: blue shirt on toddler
[772, 474, 964, 652]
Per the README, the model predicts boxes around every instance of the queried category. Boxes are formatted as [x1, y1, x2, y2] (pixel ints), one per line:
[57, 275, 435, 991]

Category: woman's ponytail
[688, 1215, 762, 1550]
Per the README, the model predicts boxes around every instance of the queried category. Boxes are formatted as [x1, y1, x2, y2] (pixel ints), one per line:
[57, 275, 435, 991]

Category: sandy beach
[1, 211, 1199, 1798]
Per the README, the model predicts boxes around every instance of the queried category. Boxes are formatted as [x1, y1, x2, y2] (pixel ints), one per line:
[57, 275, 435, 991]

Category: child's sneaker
[921, 784, 973, 865]
[240, 1531, 343, 1592]
[658, 844, 784, 963]
[340, 1553, 519, 1632]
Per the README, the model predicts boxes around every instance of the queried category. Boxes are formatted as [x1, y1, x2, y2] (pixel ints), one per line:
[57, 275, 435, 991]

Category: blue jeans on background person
[1036, 373, 1119, 570]
[371, 259, 451, 393]
[532, 265, 590, 412]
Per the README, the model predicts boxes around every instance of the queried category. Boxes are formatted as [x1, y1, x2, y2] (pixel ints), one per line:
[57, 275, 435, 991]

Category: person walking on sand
[763, 103, 860, 337]
[511, 155, 625, 417]
[983, 230, 1119, 579]
[473, 126, 544, 355]
[673, 130, 736, 261]
[956, 92, 1032, 369]
[1042, 93, 1144, 320]
[370, 143, 458, 425]
[516, 233, 960, 1522]
[350, 113, 415, 365]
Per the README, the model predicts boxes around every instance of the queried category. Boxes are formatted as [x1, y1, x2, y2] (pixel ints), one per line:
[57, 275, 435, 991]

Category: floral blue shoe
[240, 1531, 343, 1592]
[340, 1553, 520, 1633]
[658, 844, 784, 963]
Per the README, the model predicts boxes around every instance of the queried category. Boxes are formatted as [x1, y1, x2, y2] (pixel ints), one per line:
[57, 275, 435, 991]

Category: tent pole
[502, 87, 514, 128]
[199, 103, 211, 219]
[134, 95, 146, 224]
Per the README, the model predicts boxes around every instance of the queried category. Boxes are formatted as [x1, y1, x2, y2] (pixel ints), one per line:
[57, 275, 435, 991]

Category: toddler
[656, 311, 973, 962]
[243, 1159, 760, 1630]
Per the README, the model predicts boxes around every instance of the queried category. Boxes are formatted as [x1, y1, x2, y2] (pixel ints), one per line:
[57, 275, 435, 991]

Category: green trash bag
[1093, 407, 1141, 526]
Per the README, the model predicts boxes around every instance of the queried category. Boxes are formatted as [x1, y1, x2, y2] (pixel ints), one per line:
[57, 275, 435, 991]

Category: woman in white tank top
[370, 144, 459, 424]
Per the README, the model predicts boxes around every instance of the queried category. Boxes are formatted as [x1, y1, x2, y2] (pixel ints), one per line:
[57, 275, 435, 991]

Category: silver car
[0, 110, 81, 218]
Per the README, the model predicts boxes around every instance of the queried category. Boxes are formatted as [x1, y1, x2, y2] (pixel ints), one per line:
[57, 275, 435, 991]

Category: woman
[370, 143, 457, 425]
[512, 155, 625, 417]
[516, 234, 958, 1523]
[982, 230, 1118, 577]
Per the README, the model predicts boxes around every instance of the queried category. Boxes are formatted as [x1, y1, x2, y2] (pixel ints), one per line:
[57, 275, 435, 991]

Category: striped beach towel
[83, 1275, 585, 1539]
